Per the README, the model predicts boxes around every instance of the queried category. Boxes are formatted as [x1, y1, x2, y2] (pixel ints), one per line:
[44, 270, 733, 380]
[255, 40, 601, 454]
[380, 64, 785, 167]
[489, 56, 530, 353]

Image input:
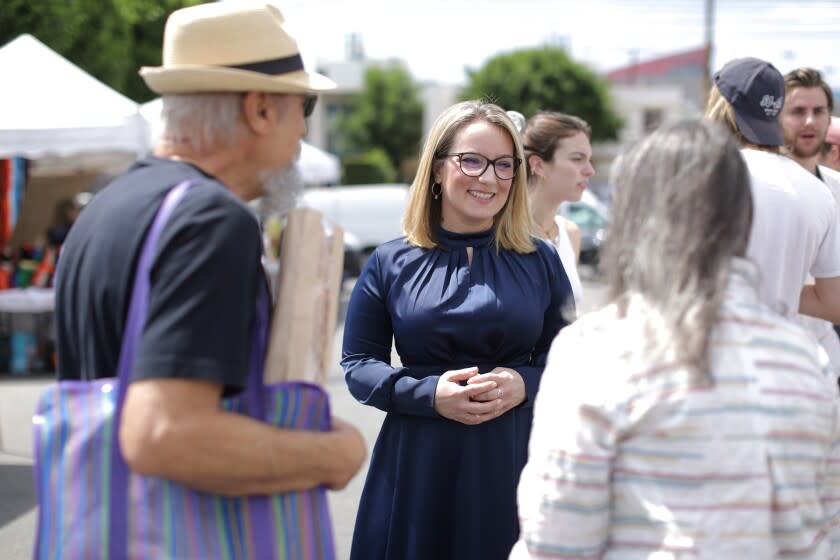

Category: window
[643, 108, 664, 133]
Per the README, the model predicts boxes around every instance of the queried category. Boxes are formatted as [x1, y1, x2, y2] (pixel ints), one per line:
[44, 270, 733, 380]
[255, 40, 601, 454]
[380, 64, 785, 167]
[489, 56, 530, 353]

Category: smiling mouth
[468, 190, 494, 200]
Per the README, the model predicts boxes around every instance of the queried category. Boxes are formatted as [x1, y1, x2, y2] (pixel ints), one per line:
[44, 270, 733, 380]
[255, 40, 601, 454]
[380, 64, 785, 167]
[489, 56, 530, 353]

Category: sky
[271, 0, 840, 89]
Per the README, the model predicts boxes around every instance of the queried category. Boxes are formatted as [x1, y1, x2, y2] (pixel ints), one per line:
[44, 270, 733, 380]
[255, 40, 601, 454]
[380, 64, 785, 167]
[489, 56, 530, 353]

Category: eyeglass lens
[459, 153, 516, 180]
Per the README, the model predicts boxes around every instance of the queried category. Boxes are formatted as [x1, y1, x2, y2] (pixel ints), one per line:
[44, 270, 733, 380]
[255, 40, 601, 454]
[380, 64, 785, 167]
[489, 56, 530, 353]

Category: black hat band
[228, 53, 304, 75]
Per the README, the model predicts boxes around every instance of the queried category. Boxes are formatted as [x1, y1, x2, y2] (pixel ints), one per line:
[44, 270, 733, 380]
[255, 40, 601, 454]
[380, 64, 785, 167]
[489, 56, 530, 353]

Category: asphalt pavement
[0, 270, 606, 559]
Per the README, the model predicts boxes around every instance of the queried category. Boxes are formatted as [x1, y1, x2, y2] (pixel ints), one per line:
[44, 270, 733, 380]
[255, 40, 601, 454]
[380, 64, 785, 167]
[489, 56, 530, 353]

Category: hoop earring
[432, 182, 442, 200]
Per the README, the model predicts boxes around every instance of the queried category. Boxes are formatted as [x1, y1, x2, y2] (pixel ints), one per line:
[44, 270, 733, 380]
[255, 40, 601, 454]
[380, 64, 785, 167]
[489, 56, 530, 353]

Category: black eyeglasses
[303, 95, 317, 118]
[438, 152, 521, 180]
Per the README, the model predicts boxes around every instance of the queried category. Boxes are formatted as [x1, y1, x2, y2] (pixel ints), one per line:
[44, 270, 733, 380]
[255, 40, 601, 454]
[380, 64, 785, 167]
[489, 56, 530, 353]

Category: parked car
[558, 192, 609, 266]
[299, 183, 410, 262]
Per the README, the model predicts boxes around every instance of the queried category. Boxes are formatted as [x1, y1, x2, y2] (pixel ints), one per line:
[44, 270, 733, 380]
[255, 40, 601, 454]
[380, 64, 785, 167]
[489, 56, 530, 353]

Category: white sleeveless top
[552, 216, 583, 308]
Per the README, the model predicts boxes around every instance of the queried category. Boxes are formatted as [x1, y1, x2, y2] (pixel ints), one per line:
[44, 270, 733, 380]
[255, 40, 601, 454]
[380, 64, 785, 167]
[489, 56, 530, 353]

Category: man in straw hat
[705, 58, 840, 335]
[54, 1, 365, 496]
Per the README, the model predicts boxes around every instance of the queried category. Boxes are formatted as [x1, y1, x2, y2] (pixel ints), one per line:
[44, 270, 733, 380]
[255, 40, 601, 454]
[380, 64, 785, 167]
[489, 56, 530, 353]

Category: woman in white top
[521, 112, 594, 308]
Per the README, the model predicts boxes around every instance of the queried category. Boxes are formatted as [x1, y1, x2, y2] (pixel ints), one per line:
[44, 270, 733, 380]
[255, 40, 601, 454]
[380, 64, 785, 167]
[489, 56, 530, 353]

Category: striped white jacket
[512, 258, 840, 559]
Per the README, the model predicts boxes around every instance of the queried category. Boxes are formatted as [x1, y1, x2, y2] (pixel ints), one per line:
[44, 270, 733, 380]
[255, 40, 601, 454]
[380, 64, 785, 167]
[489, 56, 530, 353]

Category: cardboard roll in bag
[263, 207, 344, 385]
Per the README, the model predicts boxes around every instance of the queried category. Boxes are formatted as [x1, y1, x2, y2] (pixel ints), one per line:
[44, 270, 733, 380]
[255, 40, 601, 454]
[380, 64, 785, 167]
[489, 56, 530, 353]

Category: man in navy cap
[705, 57, 840, 334]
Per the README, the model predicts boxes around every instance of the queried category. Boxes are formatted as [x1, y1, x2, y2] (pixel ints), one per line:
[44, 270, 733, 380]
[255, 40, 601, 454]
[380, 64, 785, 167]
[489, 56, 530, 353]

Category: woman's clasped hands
[433, 366, 526, 425]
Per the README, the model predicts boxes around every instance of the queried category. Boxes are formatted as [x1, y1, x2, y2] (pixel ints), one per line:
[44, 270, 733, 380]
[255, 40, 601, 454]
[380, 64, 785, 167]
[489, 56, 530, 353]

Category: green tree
[340, 64, 424, 173]
[0, 0, 202, 102]
[461, 46, 622, 141]
[341, 148, 398, 185]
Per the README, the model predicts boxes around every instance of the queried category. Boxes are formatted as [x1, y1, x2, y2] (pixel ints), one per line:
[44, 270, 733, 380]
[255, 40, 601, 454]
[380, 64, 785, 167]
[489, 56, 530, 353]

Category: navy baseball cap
[714, 57, 785, 146]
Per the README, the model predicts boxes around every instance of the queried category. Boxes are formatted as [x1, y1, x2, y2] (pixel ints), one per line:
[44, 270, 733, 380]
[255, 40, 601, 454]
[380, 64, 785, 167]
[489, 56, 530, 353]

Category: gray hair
[602, 119, 753, 374]
[161, 93, 245, 152]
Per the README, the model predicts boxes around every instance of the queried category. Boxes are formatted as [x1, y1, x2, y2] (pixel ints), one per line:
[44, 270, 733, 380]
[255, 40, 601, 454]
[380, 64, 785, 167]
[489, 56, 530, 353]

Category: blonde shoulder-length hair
[402, 100, 535, 253]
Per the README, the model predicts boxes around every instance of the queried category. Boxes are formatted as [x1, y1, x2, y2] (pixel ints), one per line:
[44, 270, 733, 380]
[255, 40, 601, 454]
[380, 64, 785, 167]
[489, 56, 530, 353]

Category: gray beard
[255, 164, 304, 218]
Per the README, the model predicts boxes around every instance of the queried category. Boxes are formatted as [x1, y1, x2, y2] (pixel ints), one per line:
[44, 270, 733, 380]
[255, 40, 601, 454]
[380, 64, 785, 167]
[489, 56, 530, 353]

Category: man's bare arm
[800, 275, 840, 323]
[119, 377, 366, 496]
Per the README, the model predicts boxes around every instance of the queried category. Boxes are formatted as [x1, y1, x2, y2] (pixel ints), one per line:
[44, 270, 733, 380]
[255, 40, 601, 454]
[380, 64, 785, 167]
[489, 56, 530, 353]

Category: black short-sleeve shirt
[55, 157, 266, 392]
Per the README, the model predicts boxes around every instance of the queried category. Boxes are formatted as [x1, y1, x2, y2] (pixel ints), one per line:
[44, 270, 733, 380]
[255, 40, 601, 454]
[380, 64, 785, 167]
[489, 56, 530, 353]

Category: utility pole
[702, 0, 715, 108]
[628, 48, 640, 86]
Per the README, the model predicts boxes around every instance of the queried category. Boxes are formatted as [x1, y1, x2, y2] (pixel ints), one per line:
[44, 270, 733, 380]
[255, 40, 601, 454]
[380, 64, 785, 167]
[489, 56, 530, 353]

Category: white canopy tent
[0, 34, 148, 161]
[298, 141, 341, 185]
[141, 98, 340, 185]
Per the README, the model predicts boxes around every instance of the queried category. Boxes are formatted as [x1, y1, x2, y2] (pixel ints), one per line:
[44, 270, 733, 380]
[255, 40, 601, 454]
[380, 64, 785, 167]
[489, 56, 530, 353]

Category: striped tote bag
[32, 180, 336, 559]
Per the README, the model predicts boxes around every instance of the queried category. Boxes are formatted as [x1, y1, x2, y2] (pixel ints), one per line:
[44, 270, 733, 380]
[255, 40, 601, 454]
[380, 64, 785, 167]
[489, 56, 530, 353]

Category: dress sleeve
[513, 329, 614, 559]
[515, 243, 574, 408]
[341, 249, 440, 417]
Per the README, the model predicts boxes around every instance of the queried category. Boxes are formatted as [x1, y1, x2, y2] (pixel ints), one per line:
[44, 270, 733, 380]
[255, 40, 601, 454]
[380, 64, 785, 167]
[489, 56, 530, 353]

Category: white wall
[610, 84, 699, 142]
[420, 82, 459, 141]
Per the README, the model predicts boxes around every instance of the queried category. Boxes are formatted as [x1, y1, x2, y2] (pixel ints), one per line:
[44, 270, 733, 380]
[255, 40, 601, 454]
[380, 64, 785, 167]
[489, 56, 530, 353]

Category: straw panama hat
[140, 2, 335, 95]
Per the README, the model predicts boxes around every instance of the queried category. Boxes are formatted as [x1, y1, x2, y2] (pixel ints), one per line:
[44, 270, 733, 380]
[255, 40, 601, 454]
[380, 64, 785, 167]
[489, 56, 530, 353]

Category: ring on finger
[498, 387, 503, 399]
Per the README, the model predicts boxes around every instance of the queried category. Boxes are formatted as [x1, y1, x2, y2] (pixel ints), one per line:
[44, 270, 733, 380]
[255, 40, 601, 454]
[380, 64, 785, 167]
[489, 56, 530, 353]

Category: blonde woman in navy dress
[342, 100, 572, 560]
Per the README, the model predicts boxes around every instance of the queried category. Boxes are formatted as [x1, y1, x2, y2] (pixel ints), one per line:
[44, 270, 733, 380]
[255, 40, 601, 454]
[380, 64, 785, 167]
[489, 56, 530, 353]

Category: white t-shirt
[821, 164, 840, 199]
[741, 148, 840, 317]
[796, 165, 840, 376]
[552, 216, 582, 308]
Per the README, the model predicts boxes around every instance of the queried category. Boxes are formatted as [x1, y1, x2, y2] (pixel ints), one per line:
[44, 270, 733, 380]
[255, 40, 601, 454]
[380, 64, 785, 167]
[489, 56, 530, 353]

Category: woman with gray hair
[511, 119, 840, 559]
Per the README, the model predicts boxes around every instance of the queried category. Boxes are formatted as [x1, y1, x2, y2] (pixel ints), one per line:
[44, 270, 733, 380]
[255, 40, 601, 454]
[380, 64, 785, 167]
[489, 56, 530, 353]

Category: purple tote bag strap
[107, 178, 271, 557]
[108, 178, 199, 556]
[113, 179, 197, 403]
[106, 178, 270, 557]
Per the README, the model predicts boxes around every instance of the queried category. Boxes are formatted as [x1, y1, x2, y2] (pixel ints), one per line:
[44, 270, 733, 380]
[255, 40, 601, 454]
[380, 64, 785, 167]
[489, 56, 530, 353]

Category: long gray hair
[602, 119, 753, 374]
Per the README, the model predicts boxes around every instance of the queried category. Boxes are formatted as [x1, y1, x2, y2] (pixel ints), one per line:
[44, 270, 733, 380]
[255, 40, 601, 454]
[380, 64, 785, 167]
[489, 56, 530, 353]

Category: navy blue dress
[342, 227, 572, 560]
